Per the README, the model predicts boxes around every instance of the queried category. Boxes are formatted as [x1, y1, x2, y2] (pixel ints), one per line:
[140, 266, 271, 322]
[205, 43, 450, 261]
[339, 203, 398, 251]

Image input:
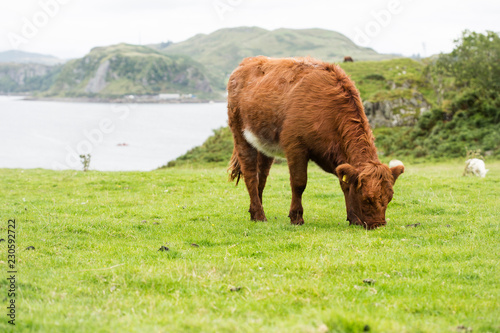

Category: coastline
[20, 95, 227, 104]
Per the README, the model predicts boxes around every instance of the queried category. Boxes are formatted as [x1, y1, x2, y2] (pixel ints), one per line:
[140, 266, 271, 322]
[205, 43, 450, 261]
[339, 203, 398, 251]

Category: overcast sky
[0, 0, 499, 59]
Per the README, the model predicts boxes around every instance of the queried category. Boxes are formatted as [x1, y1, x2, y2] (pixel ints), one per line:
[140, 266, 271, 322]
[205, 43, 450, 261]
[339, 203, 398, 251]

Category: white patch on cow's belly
[243, 129, 285, 158]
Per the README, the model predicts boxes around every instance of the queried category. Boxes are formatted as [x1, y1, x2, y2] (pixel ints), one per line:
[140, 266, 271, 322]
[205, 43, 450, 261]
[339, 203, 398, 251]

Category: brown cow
[343, 56, 354, 62]
[227, 56, 404, 229]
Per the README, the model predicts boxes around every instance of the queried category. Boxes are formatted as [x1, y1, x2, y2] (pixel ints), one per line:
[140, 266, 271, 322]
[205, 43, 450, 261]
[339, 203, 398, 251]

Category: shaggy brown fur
[227, 56, 404, 229]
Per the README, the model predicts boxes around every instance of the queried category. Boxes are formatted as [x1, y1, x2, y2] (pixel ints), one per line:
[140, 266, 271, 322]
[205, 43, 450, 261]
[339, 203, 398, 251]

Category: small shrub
[80, 154, 91, 172]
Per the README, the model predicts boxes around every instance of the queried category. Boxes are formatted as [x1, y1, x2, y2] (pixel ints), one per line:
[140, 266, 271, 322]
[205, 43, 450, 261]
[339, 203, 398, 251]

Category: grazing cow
[464, 158, 489, 177]
[227, 56, 404, 229]
[343, 56, 354, 62]
[389, 159, 404, 169]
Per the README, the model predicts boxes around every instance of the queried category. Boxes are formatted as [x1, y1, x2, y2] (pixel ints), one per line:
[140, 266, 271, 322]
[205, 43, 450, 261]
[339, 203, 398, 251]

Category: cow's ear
[391, 165, 404, 183]
[336, 164, 358, 185]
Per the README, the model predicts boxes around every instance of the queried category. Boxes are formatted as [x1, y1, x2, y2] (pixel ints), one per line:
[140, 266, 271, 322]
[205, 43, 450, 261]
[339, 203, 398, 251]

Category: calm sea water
[0, 96, 228, 171]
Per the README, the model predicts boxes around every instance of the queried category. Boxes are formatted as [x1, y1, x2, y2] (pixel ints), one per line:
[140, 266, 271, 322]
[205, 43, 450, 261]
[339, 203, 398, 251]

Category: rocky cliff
[340, 58, 435, 128]
[364, 92, 431, 127]
[0, 63, 59, 93]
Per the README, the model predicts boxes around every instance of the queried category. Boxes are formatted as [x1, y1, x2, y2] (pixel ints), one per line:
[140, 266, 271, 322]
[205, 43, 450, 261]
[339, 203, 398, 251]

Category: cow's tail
[228, 148, 242, 185]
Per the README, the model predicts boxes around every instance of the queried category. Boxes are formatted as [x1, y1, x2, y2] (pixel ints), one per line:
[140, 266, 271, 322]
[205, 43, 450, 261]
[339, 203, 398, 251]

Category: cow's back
[228, 56, 312, 117]
[228, 57, 333, 143]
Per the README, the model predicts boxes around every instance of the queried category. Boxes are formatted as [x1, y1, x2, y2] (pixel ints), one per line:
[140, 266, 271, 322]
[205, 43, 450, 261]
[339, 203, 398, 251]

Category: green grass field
[1, 161, 499, 332]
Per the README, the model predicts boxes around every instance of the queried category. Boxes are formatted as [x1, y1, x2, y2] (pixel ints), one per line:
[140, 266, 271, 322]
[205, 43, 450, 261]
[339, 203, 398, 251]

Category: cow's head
[336, 162, 404, 229]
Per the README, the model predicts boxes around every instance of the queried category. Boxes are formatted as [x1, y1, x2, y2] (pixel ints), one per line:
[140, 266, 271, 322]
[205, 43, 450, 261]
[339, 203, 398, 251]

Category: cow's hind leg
[257, 153, 274, 204]
[234, 140, 267, 221]
[286, 151, 308, 225]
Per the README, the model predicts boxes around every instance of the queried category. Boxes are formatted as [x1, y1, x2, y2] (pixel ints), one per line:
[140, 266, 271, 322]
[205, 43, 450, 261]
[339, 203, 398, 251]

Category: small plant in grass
[79, 154, 91, 171]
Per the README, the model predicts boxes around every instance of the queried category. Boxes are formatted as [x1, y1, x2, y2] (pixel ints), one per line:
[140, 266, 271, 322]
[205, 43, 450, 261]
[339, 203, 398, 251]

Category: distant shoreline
[19, 95, 227, 104]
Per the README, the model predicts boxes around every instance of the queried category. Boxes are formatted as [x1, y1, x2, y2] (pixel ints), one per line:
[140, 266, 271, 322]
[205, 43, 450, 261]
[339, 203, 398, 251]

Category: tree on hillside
[429, 30, 500, 124]
[435, 30, 500, 95]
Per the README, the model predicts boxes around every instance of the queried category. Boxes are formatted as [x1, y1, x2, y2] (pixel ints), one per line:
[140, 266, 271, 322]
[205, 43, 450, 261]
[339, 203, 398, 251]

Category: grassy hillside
[165, 127, 234, 167]
[45, 44, 215, 98]
[374, 31, 500, 158]
[156, 27, 398, 90]
[340, 58, 435, 104]
[1, 162, 499, 332]
[0, 50, 64, 66]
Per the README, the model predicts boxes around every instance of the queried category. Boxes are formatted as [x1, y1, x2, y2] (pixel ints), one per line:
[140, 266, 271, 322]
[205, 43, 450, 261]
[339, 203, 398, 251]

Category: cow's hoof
[250, 215, 267, 222]
[250, 210, 267, 221]
[290, 218, 304, 225]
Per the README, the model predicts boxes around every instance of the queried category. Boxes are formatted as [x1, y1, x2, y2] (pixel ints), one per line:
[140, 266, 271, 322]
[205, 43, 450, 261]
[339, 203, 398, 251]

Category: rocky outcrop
[0, 64, 50, 85]
[0, 63, 56, 92]
[364, 91, 431, 127]
[85, 60, 110, 93]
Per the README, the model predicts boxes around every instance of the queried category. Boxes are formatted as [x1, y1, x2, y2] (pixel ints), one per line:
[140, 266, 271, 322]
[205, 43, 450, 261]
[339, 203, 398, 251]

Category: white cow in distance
[464, 158, 489, 177]
[389, 159, 404, 169]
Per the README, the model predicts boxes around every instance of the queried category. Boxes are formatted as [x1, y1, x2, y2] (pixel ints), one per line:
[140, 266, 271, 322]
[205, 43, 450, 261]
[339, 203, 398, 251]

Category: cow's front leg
[287, 152, 308, 225]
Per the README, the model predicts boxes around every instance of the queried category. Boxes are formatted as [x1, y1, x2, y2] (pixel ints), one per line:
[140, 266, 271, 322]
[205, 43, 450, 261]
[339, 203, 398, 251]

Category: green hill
[2, 27, 400, 98]
[0, 50, 64, 66]
[45, 43, 215, 98]
[154, 27, 398, 90]
[339, 58, 433, 102]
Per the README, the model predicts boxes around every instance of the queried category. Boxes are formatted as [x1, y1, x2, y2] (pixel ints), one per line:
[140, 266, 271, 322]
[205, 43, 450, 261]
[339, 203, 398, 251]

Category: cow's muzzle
[348, 213, 386, 230]
[363, 220, 386, 230]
